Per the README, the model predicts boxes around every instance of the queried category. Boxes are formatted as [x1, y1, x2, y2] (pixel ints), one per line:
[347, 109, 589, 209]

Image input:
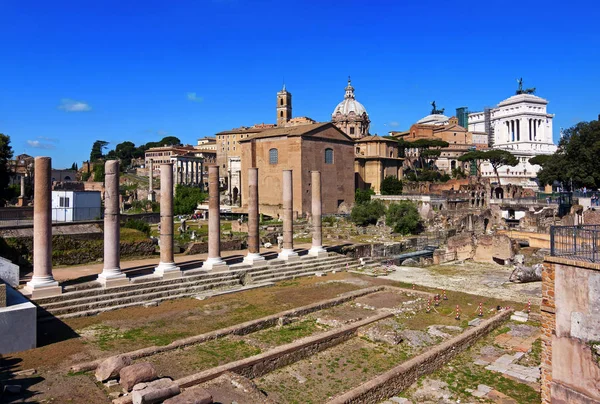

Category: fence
[550, 225, 600, 263]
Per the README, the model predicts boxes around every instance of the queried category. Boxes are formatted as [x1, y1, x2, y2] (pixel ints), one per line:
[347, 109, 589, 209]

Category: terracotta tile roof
[238, 122, 353, 143]
[356, 135, 398, 143]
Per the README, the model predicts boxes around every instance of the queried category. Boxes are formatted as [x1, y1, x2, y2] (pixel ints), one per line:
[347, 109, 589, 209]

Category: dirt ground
[1, 272, 533, 404]
[382, 260, 542, 305]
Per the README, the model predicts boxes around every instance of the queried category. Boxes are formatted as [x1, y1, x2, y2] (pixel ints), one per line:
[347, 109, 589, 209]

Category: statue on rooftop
[516, 78, 536, 95]
[430, 101, 445, 115]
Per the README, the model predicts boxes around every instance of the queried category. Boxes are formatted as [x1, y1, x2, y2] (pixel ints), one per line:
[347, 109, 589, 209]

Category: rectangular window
[350, 127, 355, 135]
[59, 197, 70, 208]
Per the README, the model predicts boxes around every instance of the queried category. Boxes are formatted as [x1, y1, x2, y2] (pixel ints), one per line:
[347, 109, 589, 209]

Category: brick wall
[540, 261, 555, 404]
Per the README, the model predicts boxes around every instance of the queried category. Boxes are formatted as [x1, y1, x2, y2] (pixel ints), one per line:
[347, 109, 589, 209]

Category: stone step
[52, 283, 275, 320]
[37, 255, 361, 319]
[40, 274, 242, 311]
[36, 254, 351, 305]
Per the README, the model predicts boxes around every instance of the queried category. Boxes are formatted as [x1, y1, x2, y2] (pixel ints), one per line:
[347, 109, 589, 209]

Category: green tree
[90, 140, 109, 161]
[93, 163, 105, 182]
[114, 141, 136, 169]
[174, 185, 208, 215]
[534, 120, 600, 189]
[0, 133, 14, 203]
[485, 149, 519, 184]
[158, 136, 181, 146]
[70, 162, 78, 171]
[385, 201, 422, 235]
[350, 200, 386, 226]
[355, 188, 374, 204]
[459, 149, 517, 183]
[380, 176, 403, 195]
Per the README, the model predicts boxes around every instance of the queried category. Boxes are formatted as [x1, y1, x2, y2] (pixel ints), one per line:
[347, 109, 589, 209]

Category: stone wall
[184, 239, 246, 255]
[327, 309, 512, 404]
[0, 283, 5, 308]
[444, 233, 516, 264]
[541, 257, 600, 404]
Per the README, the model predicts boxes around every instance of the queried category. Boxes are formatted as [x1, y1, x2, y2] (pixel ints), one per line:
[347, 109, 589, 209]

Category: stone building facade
[468, 89, 557, 187]
[239, 122, 355, 217]
[331, 78, 370, 139]
[354, 135, 404, 194]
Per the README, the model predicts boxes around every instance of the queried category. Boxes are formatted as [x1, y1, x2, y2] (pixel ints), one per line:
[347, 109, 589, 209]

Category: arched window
[325, 148, 334, 164]
[269, 148, 278, 164]
[280, 98, 283, 106]
[280, 111, 283, 117]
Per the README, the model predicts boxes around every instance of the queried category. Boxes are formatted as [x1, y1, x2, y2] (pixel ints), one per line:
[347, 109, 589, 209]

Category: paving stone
[390, 398, 411, 404]
[468, 318, 482, 327]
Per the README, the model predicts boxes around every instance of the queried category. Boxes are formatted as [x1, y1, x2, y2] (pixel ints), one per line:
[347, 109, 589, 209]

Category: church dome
[331, 79, 369, 118]
[497, 93, 548, 107]
[417, 114, 449, 125]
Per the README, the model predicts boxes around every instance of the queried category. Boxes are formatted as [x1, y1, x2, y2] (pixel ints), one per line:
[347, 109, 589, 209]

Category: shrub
[385, 201, 422, 235]
[350, 200, 386, 226]
[122, 218, 151, 236]
[355, 188, 375, 204]
[380, 176, 403, 195]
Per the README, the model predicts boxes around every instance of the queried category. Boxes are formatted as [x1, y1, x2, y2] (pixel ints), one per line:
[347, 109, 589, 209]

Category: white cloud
[186, 92, 203, 103]
[37, 136, 59, 143]
[389, 121, 400, 127]
[58, 98, 92, 112]
[27, 140, 55, 149]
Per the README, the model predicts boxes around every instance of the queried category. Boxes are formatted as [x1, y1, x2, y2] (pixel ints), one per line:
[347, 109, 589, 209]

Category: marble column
[24, 157, 62, 298]
[203, 166, 227, 270]
[154, 163, 182, 278]
[308, 171, 327, 257]
[278, 170, 299, 261]
[148, 159, 155, 202]
[244, 168, 264, 265]
[17, 175, 26, 206]
[98, 160, 128, 286]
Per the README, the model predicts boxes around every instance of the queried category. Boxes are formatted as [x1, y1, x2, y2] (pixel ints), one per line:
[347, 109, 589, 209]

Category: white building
[51, 190, 102, 222]
[468, 92, 557, 188]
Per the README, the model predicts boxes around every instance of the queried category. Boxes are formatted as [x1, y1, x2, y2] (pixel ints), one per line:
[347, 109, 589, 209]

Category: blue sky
[1, 0, 599, 168]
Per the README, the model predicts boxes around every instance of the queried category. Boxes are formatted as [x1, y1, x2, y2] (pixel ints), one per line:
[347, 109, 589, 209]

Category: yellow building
[354, 135, 404, 194]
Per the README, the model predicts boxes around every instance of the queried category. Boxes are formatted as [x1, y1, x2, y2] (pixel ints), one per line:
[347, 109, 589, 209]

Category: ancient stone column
[148, 159, 155, 202]
[24, 157, 61, 298]
[244, 168, 264, 265]
[309, 171, 327, 258]
[98, 160, 128, 286]
[203, 166, 227, 270]
[278, 170, 299, 261]
[154, 163, 182, 278]
[20, 175, 25, 198]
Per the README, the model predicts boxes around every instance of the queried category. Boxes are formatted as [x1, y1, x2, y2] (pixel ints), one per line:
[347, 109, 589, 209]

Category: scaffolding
[456, 107, 469, 128]
[484, 107, 494, 147]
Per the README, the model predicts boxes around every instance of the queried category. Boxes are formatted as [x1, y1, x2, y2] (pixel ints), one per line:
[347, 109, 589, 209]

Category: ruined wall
[185, 239, 246, 255]
[541, 257, 600, 404]
[444, 233, 516, 264]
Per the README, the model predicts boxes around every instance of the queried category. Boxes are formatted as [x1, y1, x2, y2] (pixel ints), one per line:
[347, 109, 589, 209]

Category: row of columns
[24, 157, 326, 298]
[505, 118, 545, 143]
[174, 158, 203, 187]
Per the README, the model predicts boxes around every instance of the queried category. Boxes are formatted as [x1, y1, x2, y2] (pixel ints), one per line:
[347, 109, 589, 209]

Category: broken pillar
[244, 167, 265, 265]
[24, 157, 62, 298]
[309, 171, 327, 258]
[147, 158, 155, 202]
[203, 165, 228, 270]
[278, 170, 299, 261]
[154, 163, 182, 278]
[97, 160, 129, 287]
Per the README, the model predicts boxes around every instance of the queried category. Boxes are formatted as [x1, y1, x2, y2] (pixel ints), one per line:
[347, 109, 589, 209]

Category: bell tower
[276, 84, 292, 126]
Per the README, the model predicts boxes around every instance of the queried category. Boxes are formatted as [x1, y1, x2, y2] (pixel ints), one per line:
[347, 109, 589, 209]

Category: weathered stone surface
[0, 257, 19, 287]
[509, 263, 543, 283]
[132, 383, 180, 404]
[96, 355, 132, 382]
[119, 363, 158, 391]
[400, 258, 419, 267]
[473, 234, 514, 264]
[163, 387, 213, 404]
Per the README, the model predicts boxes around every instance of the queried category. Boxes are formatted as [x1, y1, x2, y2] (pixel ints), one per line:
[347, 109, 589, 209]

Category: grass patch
[254, 320, 321, 346]
[195, 338, 261, 368]
[517, 338, 542, 367]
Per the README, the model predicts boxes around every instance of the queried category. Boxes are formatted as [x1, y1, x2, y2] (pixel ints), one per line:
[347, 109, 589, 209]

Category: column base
[23, 278, 62, 299]
[203, 257, 229, 271]
[147, 191, 156, 202]
[154, 262, 182, 279]
[243, 253, 266, 266]
[308, 246, 328, 258]
[97, 272, 129, 288]
[17, 196, 27, 207]
[278, 249, 300, 262]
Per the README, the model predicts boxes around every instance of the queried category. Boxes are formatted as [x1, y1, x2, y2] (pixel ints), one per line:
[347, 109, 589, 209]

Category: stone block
[0, 285, 36, 354]
[163, 387, 213, 404]
[0, 283, 5, 308]
[96, 355, 132, 382]
[132, 383, 180, 404]
[0, 256, 19, 287]
[119, 363, 158, 391]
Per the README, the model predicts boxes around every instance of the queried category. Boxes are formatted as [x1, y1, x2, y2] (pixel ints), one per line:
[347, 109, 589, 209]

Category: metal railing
[550, 225, 600, 262]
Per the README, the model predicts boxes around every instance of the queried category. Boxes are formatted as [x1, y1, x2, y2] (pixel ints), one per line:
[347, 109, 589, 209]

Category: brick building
[239, 122, 355, 217]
